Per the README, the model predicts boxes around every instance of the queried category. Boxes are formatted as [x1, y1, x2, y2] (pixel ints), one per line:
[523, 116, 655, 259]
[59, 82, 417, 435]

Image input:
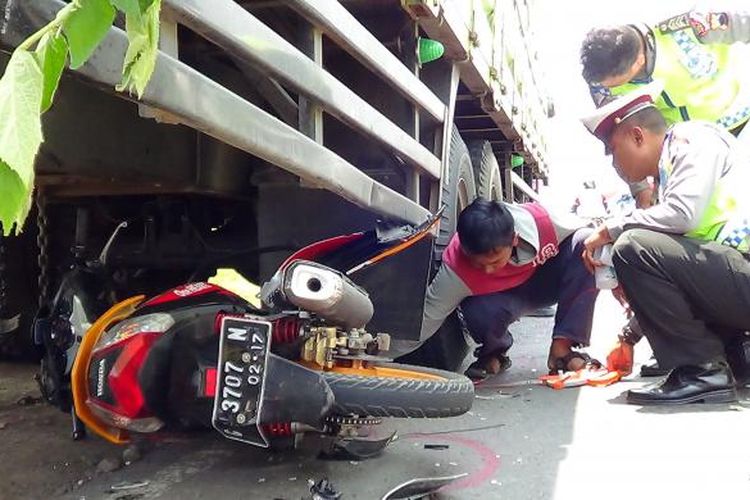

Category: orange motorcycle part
[70, 295, 146, 444]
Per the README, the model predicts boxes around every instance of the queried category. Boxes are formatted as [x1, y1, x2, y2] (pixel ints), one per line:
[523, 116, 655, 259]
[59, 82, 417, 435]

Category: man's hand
[606, 339, 634, 376]
[581, 224, 613, 273]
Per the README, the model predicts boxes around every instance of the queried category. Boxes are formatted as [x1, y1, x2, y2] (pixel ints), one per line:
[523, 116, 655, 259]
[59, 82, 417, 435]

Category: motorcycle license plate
[212, 316, 272, 447]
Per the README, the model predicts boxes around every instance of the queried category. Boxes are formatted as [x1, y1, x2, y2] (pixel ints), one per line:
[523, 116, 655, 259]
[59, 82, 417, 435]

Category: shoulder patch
[688, 11, 729, 38]
[657, 13, 690, 34]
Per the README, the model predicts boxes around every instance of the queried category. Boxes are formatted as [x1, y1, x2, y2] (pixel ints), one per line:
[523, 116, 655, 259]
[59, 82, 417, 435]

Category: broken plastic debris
[497, 391, 520, 398]
[289, 477, 298, 481]
[257, 478, 266, 483]
[110, 481, 149, 492]
[449, 462, 458, 467]
[423, 444, 450, 450]
[16, 395, 42, 406]
[308, 478, 343, 500]
[381, 472, 469, 500]
[349, 461, 360, 466]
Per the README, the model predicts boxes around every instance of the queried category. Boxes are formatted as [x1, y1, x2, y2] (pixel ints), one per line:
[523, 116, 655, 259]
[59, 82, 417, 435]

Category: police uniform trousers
[612, 228, 750, 369]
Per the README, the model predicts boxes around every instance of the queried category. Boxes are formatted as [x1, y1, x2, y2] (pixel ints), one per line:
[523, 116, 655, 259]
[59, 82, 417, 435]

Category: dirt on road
[0, 362, 126, 500]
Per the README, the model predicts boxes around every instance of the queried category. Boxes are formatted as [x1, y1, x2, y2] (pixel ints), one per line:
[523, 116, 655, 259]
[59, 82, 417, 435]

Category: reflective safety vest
[612, 27, 750, 130]
[659, 132, 750, 253]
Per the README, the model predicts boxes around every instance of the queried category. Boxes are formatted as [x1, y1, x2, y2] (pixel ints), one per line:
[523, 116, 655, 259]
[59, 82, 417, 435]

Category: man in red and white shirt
[421, 198, 598, 379]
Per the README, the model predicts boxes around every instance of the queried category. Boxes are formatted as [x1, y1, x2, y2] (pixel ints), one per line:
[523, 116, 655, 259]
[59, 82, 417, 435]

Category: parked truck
[0, 0, 553, 374]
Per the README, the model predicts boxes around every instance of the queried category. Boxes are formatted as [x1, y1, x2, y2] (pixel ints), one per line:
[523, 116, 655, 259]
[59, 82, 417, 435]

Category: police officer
[581, 10, 750, 139]
[581, 10, 750, 376]
[580, 82, 750, 405]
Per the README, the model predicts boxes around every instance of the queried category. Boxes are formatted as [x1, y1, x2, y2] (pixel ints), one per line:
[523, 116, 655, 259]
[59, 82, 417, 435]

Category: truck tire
[322, 363, 474, 418]
[434, 128, 477, 260]
[0, 227, 40, 359]
[469, 140, 504, 201]
[397, 128, 475, 372]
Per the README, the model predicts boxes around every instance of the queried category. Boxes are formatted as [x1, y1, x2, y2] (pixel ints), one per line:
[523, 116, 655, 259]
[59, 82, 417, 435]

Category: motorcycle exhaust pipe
[282, 261, 374, 330]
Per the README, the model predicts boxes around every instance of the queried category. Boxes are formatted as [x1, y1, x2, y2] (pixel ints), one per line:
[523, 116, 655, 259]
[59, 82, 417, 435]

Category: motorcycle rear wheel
[321, 363, 474, 418]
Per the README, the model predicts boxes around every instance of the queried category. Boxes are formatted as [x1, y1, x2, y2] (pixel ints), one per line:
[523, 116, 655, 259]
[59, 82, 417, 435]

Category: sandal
[547, 351, 601, 375]
[465, 351, 512, 381]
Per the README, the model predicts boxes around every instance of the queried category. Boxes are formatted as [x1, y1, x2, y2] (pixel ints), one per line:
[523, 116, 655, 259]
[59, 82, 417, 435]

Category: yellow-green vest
[612, 27, 750, 130]
[659, 131, 750, 253]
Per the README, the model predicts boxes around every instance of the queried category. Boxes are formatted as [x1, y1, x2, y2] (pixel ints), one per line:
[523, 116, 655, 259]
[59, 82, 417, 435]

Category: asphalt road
[2, 294, 750, 500]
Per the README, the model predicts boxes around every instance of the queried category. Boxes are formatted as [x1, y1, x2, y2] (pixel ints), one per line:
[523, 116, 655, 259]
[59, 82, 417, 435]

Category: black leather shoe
[627, 361, 737, 405]
[725, 333, 750, 386]
[639, 356, 670, 377]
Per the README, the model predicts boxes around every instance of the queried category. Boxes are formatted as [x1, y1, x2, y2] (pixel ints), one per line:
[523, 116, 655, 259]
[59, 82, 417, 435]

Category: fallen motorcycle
[36, 211, 473, 452]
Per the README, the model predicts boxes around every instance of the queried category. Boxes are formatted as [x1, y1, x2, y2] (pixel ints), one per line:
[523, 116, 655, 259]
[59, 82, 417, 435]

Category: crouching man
[422, 198, 598, 380]
[581, 82, 750, 405]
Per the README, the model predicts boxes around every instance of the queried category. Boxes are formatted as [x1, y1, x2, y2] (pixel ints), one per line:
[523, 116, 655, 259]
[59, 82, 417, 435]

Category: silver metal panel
[4, 0, 430, 225]
[510, 171, 539, 202]
[405, 0, 548, 173]
[163, 0, 441, 180]
[298, 26, 324, 144]
[289, 0, 446, 123]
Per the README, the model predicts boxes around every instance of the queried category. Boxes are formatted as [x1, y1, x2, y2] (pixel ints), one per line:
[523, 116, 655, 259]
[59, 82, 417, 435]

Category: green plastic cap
[511, 154, 524, 169]
[418, 38, 445, 65]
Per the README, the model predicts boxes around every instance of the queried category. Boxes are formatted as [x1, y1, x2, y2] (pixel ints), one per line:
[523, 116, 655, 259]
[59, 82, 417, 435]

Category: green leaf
[0, 168, 31, 236]
[110, 0, 140, 16]
[116, 0, 161, 98]
[63, 0, 116, 69]
[0, 51, 44, 234]
[138, 0, 157, 11]
[110, 0, 155, 16]
[34, 31, 68, 113]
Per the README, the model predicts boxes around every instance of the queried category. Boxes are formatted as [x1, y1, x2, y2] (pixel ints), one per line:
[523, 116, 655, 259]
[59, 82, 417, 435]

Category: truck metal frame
[0, 0, 551, 362]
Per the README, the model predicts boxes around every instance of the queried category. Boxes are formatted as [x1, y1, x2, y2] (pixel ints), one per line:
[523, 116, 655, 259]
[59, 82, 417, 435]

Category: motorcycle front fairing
[261, 210, 441, 311]
[279, 208, 442, 275]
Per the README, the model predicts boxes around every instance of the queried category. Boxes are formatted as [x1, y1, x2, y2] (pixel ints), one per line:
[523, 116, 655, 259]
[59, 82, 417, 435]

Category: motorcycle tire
[321, 363, 474, 418]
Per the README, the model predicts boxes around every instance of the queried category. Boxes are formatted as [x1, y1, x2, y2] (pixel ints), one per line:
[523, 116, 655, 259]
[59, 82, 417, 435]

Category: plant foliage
[0, 0, 162, 235]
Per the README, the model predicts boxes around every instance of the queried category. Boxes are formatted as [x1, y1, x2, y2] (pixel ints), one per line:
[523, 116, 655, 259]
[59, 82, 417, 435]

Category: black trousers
[612, 229, 750, 369]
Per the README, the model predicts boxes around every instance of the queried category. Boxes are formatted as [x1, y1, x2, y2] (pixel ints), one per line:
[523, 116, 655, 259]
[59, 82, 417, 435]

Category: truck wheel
[322, 363, 474, 418]
[469, 140, 504, 201]
[397, 128, 475, 372]
[434, 128, 477, 260]
[0, 228, 40, 360]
